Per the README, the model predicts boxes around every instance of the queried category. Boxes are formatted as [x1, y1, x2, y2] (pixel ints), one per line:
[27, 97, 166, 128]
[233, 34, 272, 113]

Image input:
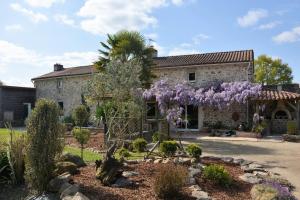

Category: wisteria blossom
[143, 79, 262, 123]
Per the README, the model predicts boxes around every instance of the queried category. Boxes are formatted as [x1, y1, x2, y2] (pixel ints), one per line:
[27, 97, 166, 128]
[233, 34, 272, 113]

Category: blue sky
[0, 0, 300, 87]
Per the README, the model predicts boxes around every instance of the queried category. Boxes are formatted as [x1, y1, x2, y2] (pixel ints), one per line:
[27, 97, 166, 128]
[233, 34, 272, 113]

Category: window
[178, 105, 198, 129]
[146, 102, 156, 119]
[58, 101, 64, 110]
[57, 79, 63, 89]
[188, 72, 196, 82]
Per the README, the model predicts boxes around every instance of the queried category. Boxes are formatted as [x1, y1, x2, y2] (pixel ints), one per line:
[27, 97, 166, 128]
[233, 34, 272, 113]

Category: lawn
[64, 145, 147, 163]
[0, 128, 23, 144]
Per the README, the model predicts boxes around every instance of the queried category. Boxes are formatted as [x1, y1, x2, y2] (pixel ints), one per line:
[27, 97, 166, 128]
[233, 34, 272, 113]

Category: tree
[72, 128, 90, 159]
[25, 99, 64, 194]
[72, 105, 90, 129]
[255, 55, 293, 85]
[94, 30, 156, 88]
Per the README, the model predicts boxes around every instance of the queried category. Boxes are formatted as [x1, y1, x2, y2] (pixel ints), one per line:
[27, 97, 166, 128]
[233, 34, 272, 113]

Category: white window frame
[177, 105, 199, 131]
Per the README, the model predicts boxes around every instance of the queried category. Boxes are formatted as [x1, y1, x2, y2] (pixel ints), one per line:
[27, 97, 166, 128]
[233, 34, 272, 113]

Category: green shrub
[72, 105, 90, 128]
[287, 121, 298, 135]
[152, 132, 168, 143]
[116, 147, 130, 158]
[25, 99, 64, 193]
[63, 115, 74, 124]
[132, 138, 147, 152]
[0, 149, 11, 184]
[72, 128, 91, 159]
[159, 140, 177, 156]
[154, 163, 188, 199]
[186, 143, 202, 158]
[203, 164, 232, 187]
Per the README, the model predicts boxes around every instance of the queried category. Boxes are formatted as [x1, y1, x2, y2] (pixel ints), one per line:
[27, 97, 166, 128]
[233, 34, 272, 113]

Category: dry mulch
[72, 162, 195, 200]
[65, 133, 106, 151]
[196, 158, 252, 200]
[71, 158, 253, 200]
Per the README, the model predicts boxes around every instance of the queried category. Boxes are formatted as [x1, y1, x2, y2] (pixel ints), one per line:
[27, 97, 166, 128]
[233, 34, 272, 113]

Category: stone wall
[152, 62, 253, 87]
[35, 75, 91, 116]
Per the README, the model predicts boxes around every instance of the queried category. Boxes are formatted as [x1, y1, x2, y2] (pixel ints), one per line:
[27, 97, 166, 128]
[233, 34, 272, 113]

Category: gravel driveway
[183, 138, 300, 198]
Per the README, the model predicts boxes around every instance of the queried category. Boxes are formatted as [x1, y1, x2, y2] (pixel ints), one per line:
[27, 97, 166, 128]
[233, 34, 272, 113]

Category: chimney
[150, 46, 158, 58]
[54, 63, 64, 71]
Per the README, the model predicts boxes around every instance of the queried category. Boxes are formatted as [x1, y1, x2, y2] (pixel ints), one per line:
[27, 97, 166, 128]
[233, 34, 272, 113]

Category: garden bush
[287, 121, 298, 135]
[116, 147, 130, 158]
[72, 128, 91, 159]
[72, 105, 90, 128]
[25, 99, 64, 193]
[203, 164, 232, 187]
[154, 163, 188, 199]
[0, 149, 11, 184]
[132, 138, 147, 152]
[152, 132, 168, 143]
[186, 143, 202, 158]
[159, 140, 177, 156]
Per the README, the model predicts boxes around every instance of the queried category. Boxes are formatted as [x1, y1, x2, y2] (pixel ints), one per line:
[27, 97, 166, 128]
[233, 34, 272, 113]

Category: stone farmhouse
[32, 50, 300, 134]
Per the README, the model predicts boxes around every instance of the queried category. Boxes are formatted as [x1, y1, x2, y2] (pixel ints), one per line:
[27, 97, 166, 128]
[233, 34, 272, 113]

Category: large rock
[55, 162, 78, 175]
[250, 184, 278, 200]
[60, 153, 86, 168]
[154, 159, 162, 164]
[221, 157, 234, 163]
[60, 184, 79, 199]
[242, 163, 266, 173]
[122, 171, 139, 178]
[189, 185, 211, 200]
[239, 173, 262, 184]
[178, 157, 192, 165]
[111, 177, 134, 188]
[70, 192, 89, 200]
[48, 173, 71, 192]
[233, 158, 245, 165]
[25, 193, 59, 200]
[188, 167, 201, 177]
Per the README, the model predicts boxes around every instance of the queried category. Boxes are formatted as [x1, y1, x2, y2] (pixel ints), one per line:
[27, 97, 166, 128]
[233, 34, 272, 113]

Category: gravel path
[183, 138, 300, 198]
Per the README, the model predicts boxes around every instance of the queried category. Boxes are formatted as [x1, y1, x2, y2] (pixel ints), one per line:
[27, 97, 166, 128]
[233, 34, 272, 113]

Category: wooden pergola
[251, 90, 300, 134]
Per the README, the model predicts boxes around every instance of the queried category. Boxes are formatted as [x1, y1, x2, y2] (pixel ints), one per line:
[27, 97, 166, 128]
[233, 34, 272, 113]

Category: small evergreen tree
[25, 99, 64, 194]
[72, 105, 90, 129]
[72, 128, 90, 159]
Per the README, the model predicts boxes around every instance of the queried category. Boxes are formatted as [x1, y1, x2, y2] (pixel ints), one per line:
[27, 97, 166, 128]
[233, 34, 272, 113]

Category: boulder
[242, 163, 266, 173]
[59, 182, 73, 194]
[178, 157, 192, 165]
[233, 158, 244, 165]
[25, 193, 59, 200]
[239, 173, 262, 184]
[221, 157, 234, 163]
[60, 153, 86, 168]
[48, 172, 71, 192]
[188, 167, 201, 177]
[188, 177, 196, 185]
[55, 162, 78, 175]
[71, 192, 89, 200]
[189, 185, 211, 200]
[250, 184, 278, 200]
[162, 158, 171, 164]
[111, 177, 134, 188]
[60, 184, 79, 199]
[154, 159, 162, 164]
[122, 171, 139, 178]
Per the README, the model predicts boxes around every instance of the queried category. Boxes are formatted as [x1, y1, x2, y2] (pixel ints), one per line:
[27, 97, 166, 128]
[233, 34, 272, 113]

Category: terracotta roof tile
[255, 90, 300, 101]
[32, 50, 253, 80]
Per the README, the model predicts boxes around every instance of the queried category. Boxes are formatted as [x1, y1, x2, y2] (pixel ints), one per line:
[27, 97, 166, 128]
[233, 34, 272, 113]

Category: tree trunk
[81, 144, 84, 159]
[95, 142, 122, 186]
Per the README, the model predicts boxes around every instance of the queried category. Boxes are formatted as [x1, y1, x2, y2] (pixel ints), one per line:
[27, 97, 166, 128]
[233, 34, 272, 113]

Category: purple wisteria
[143, 79, 262, 123]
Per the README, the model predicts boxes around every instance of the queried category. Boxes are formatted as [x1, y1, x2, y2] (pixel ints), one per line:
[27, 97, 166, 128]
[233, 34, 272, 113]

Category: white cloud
[77, 0, 189, 35]
[192, 33, 211, 44]
[54, 14, 75, 26]
[273, 26, 300, 44]
[0, 40, 99, 86]
[5, 24, 23, 32]
[10, 3, 48, 23]
[258, 21, 281, 30]
[172, 0, 184, 6]
[237, 9, 268, 27]
[25, 0, 65, 8]
[168, 47, 200, 56]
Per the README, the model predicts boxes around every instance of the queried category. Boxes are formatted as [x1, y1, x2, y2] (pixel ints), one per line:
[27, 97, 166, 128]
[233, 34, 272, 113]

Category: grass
[1, 128, 147, 163]
[64, 145, 148, 163]
[0, 128, 23, 145]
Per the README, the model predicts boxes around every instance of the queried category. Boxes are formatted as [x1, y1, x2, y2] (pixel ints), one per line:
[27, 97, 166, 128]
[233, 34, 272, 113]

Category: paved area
[182, 138, 300, 198]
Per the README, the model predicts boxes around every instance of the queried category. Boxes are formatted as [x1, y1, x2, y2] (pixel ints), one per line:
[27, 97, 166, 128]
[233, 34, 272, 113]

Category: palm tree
[94, 30, 156, 88]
